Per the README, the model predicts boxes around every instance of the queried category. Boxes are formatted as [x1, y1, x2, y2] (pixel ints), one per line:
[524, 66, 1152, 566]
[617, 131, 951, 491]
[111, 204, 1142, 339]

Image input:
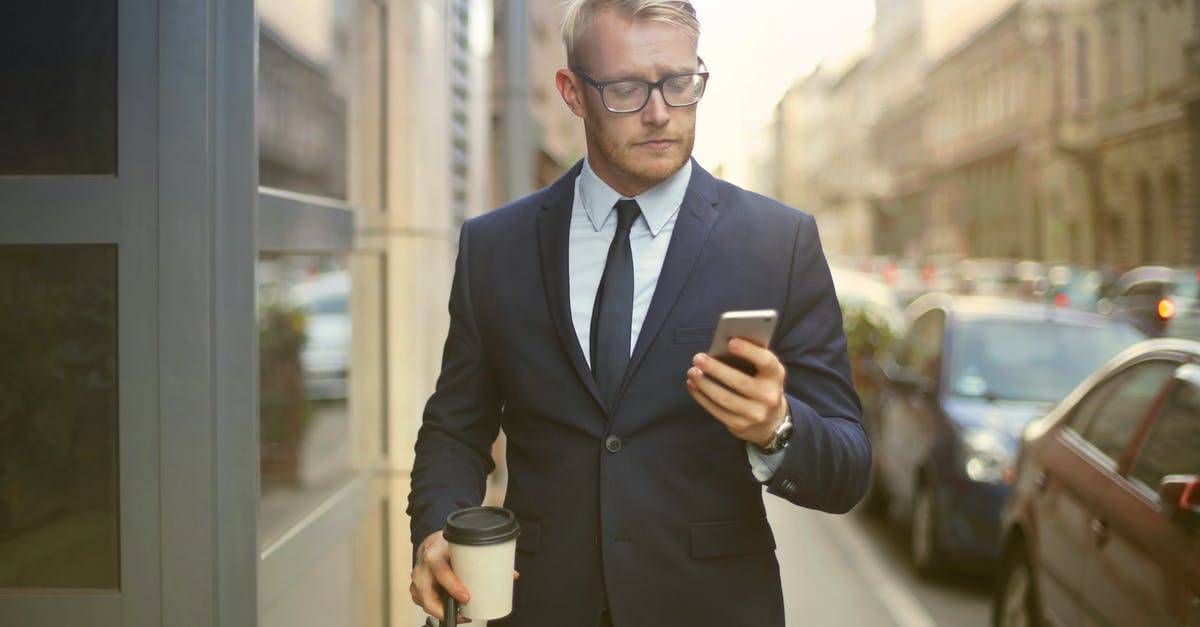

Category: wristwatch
[755, 411, 793, 455]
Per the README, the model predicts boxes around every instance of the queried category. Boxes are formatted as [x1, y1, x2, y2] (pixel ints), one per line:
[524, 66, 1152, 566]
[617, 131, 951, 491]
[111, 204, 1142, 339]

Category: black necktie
[590, 199, 641, 410]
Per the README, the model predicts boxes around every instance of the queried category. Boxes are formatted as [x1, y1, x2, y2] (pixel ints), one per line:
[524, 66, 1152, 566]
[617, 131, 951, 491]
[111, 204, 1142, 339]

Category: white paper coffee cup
[443, 507, 521, 621]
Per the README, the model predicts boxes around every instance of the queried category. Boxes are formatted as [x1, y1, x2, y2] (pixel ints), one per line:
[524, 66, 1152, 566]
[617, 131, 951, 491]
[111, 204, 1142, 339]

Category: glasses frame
[570, 58, 710, 114]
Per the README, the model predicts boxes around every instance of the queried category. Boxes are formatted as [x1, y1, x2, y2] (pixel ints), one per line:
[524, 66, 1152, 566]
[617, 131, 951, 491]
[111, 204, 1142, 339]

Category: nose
[641, 86, 670, 126]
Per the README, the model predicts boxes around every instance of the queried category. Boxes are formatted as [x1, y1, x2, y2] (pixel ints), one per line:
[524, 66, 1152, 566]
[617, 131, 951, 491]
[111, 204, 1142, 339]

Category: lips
[637, 138, 677, 149]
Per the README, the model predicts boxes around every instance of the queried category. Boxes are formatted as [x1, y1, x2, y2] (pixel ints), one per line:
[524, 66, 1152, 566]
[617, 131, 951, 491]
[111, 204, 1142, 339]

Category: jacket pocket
[516, 520, 540, 554]
[673, 326, 715, 346]
[688, 517, 776, 559]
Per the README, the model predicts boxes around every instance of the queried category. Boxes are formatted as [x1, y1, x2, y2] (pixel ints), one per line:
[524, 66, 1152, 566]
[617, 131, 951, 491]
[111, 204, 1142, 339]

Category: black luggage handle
[422, 586, 459, 627]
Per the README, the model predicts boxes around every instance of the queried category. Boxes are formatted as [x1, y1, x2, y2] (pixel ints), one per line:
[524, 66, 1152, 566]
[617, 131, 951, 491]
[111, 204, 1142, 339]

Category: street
[767, 496, 991, 627]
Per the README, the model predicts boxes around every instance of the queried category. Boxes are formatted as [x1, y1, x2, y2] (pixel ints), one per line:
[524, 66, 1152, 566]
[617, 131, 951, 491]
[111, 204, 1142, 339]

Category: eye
[609, 82, 644, 99]
[664, 76, 691, 93]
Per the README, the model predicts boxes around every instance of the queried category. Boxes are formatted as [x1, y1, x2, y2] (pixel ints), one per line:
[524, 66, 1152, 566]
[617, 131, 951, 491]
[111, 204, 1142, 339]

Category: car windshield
[948, 319, 1144, 403]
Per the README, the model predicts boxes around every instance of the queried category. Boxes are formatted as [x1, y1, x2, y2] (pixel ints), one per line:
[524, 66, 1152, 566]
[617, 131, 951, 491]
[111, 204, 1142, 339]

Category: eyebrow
[605, 64, 700, 82]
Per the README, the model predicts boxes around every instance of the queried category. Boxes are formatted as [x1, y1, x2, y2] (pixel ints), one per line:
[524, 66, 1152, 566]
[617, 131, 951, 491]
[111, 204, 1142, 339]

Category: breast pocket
[673, 326, 715, 346]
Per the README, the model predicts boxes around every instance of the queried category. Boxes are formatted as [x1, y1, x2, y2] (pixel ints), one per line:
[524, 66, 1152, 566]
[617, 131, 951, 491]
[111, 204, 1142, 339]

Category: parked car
[954, 258, 1022, 298]
[994, 338, 1200, 627]
[290, 270, 351, 400]
[1043, 263, 1119, 312]
[864, 294, 1146, 576]
[1100, 266, 1200, 340]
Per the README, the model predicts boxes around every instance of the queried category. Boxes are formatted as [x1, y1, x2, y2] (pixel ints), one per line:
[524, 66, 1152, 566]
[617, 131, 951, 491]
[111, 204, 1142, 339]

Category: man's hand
[686, 338, 788, 448]
[411, 530, 469, 624]
[410, 530, 519, 624]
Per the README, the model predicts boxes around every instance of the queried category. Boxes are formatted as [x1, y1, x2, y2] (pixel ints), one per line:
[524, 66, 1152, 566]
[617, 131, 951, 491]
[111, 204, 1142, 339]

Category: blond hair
[560, 0, 700, 69]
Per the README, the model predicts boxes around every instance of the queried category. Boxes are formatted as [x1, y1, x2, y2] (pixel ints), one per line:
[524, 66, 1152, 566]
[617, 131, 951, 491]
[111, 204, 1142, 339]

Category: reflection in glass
[0, 3, 117, 175]
[258, 0, 350, 199]
[258, 255, 354, 545]
[0, 245, 119, 590]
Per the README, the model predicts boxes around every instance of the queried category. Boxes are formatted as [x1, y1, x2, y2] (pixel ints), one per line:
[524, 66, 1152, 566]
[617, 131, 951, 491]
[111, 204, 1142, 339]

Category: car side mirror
[1158, 474, 1200, 525]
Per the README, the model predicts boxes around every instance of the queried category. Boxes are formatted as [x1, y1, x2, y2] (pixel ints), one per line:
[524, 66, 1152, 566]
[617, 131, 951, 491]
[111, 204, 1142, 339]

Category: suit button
[604, 435, 622, 453]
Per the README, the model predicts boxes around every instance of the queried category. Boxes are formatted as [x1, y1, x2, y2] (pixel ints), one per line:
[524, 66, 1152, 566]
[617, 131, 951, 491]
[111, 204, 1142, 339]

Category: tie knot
[613, 199, 641, 232]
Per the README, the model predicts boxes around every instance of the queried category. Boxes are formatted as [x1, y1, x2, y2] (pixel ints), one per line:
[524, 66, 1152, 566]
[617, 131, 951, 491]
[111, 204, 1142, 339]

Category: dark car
[994, 339, 1200, 627]
[863, 294, 1146, 576]
[1100, 266, 1200, 339]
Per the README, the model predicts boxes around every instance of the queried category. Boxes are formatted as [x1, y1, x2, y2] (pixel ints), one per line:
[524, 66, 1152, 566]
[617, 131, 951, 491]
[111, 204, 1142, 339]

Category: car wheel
[993, 540, 1041, 627]
[910, 481, 946, 577]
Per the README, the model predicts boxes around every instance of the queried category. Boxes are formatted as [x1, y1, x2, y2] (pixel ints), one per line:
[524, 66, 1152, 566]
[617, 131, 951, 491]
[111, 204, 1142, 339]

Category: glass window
[0, 245, 119, 589]
[947, 319, 1143, 403]
[1071, 360, 1177, 462]
[0, 2, 117, 175]
[258, 0, 351, 199]
[1130, 376, 1200, 491]
[258, 254, 355, 546]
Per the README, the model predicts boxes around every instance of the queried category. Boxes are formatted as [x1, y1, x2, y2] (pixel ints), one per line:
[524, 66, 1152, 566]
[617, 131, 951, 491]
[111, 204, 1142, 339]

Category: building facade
[491, 0, 586, 206]
[790, 0, 1200, 267]
[924, 3, 1043, 258]
[1, 1, 494, 626]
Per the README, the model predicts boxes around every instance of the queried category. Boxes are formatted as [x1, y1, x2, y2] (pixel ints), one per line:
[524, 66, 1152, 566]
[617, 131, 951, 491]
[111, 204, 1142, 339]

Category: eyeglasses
[571, 61, 709, 114]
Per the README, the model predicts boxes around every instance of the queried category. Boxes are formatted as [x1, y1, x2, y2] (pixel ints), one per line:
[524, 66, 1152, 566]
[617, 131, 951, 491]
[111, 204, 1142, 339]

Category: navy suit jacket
[408, 161, 870, 627]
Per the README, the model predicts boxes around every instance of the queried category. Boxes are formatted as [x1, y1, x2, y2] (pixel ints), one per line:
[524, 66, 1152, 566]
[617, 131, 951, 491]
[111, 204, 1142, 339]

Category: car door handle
[1034, 470, 1049, 492]
[1090, 518, 1109, 547]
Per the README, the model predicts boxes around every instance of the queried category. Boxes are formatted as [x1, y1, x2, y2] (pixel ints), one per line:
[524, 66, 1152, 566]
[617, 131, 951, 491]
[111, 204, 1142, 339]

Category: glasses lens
[602, 81, 649, 112]
[662, 74, 706, 107]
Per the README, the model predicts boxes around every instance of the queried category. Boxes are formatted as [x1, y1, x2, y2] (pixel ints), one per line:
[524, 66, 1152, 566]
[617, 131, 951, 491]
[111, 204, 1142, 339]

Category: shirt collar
[579, 158, 692, 237]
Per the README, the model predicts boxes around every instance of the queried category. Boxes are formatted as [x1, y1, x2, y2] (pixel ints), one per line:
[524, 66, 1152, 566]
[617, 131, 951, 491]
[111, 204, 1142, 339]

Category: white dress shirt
[567, 158, 784, 481]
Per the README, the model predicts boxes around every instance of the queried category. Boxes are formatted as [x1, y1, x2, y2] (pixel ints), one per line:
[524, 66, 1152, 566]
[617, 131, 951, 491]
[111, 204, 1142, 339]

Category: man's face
[571, 10, 699, 196]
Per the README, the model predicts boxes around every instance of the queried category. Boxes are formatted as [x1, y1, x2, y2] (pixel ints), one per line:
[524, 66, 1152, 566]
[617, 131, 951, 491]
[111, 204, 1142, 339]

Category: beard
[585, 116, 696, 189]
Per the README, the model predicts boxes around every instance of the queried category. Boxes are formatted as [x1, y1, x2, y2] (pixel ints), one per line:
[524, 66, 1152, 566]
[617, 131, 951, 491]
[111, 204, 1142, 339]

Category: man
[408, 1, 870, 625]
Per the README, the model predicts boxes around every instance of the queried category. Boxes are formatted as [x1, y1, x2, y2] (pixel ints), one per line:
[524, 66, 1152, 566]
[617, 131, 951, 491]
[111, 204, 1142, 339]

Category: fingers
[692, 347, 781, 405]
[727, 338, 786, 380]
[411, 531, 469, 622]
[688, 342, 787, 445]
[687, 365, 762, 423]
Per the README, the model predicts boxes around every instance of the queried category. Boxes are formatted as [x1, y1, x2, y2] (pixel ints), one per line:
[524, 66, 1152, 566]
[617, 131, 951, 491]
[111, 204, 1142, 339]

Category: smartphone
[707, 309, 779, 375]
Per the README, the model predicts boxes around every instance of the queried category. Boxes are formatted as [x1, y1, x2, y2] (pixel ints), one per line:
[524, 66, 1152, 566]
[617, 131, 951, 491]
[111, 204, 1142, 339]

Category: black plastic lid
[444, 507, 521, 546]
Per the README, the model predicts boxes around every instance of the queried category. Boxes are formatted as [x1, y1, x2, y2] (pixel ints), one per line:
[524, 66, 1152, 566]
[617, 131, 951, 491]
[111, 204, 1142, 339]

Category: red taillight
[922, 266, 936, 284]
[882, 264, 899, 285]
[1054, 293, 1071, 308]
[1158, 298, 1177, 320]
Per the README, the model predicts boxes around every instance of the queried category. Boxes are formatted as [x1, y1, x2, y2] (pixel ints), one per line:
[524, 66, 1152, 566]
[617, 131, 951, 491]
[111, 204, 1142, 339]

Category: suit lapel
[536, 161, 605, 410]
[615, 161, 720, 409]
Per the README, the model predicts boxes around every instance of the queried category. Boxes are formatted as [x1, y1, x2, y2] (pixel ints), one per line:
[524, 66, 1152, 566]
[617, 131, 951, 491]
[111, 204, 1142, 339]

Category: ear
[556, 68, 587, 119]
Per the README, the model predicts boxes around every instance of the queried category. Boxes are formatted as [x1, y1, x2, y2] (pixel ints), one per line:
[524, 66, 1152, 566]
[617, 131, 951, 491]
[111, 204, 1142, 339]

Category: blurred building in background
[769, 0, 924, 258]
[492, 0, 585, 205]
[925, 3, 1036, 259]
[764, 0, 1200, 268]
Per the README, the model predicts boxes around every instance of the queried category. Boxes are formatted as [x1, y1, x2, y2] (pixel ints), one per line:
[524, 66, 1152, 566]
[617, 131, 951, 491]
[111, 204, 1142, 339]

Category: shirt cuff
[746, 441, 787, 483]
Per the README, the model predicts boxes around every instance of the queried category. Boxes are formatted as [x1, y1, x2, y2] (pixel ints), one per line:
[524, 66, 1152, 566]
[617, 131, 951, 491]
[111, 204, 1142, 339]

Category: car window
[1124, 282, 1165, 299]
[1069, 360, 1178, 463]
[1171, 272, 1199, 301]
[1130, 371, 1200, 492]
[946, 319, 1143, 403]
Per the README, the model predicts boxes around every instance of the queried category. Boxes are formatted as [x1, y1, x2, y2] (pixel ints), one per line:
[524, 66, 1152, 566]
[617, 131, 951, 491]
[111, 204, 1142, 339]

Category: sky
[688, 0, 877, 185]
[687, 0, 1017, 186]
